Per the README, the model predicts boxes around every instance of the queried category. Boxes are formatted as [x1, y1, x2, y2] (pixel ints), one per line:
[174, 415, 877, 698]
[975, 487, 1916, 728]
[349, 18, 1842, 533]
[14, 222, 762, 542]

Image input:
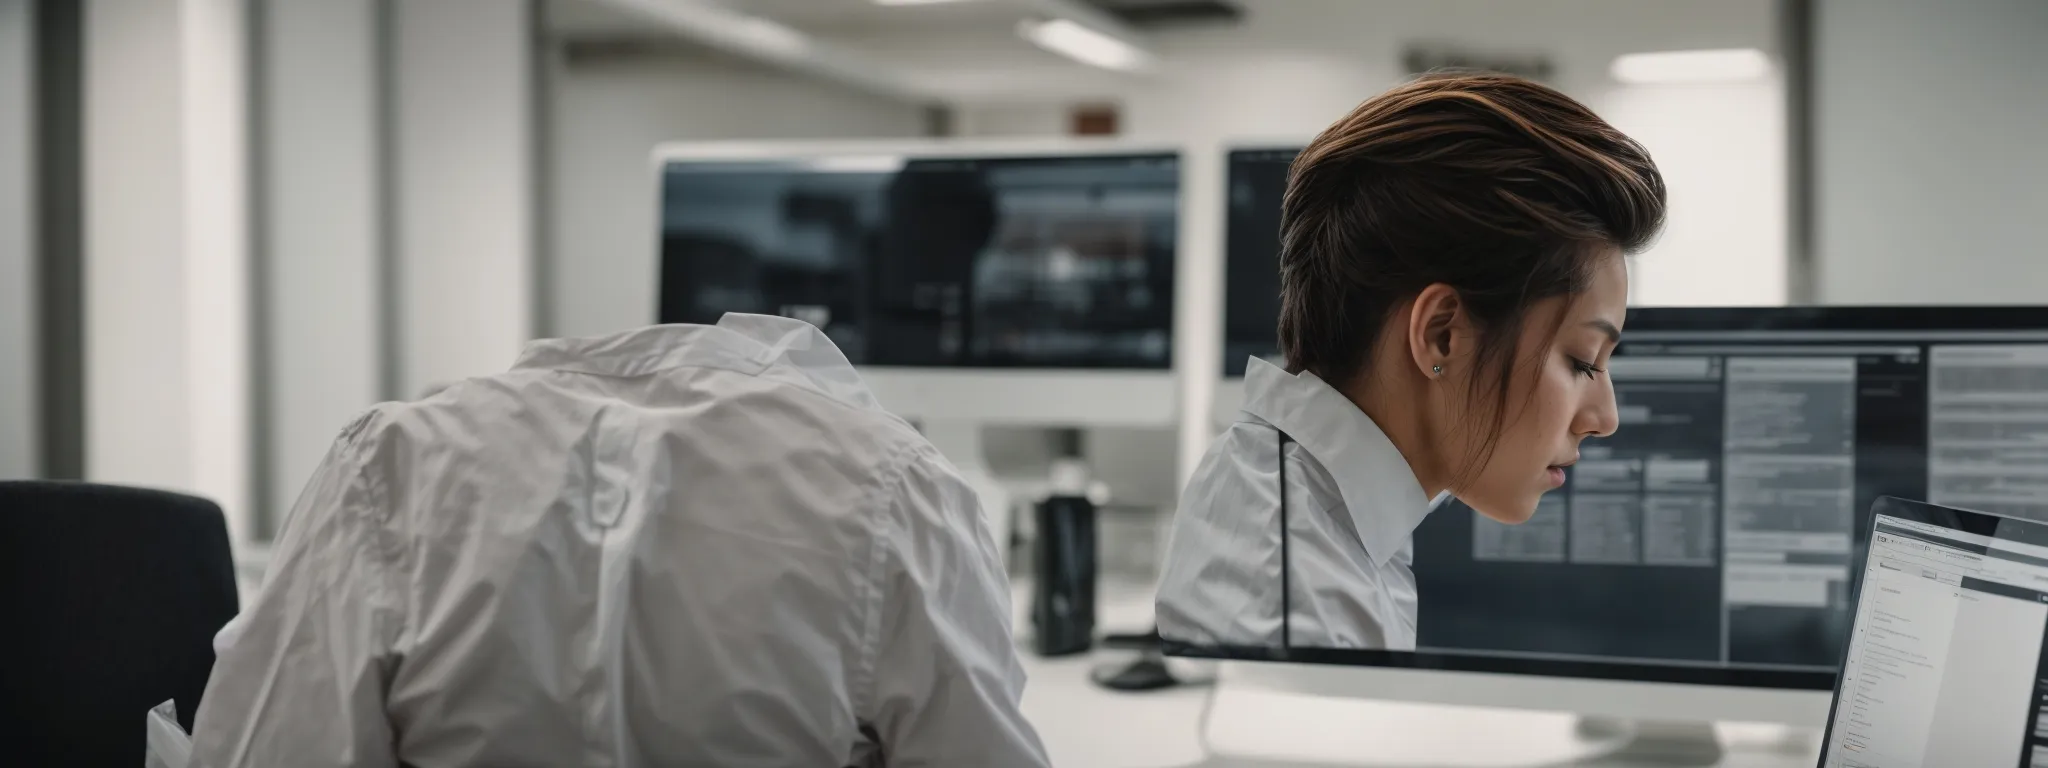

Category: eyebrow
[1587, 319, 1622, 344]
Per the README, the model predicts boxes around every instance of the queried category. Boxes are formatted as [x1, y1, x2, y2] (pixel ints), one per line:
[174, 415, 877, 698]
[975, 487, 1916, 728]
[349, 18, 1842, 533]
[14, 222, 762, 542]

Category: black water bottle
[1032, 492, 1097, 657]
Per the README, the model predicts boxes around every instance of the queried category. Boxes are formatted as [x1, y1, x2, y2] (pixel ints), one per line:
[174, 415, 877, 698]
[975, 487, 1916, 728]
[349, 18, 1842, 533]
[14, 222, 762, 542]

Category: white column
[0, 0, 35, 479]
[391, 0, 535, 397]
[255, 0, 384, 529]
[83, 0, 253, 541]
[1171, 137, 1223, 491]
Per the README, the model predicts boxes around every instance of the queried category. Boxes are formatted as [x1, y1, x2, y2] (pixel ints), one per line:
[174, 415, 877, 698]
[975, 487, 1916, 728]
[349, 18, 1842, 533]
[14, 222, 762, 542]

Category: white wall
[181, 0, 254, 535]
[1602, 82, 1785, 307]
[84, 0, 253, 541]
[545, 47, 925, 338]
[391, 0, 535, 396]
[1813, 0, 2048, 304]
[0, 0, 34, 479]
[953, 103, 1067, 138]
[256, 0, 383, 528]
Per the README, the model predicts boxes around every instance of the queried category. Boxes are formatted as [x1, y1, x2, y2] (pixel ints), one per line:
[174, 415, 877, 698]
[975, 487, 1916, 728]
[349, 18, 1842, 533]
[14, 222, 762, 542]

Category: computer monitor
[1820, 497, 2048, 768]
[1215, 146, 1298, 426]
[656, 154, 886, 355]
[1169, 306, 2048, 761]
[654, 140, 1183, 428]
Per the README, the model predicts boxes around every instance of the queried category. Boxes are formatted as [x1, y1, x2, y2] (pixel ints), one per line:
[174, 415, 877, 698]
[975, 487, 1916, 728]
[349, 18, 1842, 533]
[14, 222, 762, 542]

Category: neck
[1344, 369, 1448, 498]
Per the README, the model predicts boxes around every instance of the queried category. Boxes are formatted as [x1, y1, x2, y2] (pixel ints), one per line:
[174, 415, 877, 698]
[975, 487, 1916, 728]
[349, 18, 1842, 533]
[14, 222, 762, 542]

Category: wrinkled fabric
[190, 314, 1049, 768]
[1157, 357, 1445, 651]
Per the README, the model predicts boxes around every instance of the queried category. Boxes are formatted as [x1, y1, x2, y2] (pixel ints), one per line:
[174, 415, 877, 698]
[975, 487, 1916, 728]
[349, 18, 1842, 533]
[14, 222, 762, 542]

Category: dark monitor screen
[658, 152, 1179, 369]
[657, 160, 889, 360]
[1174, 306, 2048, 691]
[1223, 148, 1296, 376]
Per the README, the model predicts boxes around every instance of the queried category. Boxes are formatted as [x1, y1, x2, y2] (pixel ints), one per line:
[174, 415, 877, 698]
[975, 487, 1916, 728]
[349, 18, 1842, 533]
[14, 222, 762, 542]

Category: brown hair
[1277, 72, 1666, 472]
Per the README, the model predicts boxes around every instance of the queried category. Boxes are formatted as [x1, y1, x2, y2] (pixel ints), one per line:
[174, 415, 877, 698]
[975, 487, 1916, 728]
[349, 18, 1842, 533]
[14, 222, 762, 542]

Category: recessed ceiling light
[1610, 48, 1770, 84]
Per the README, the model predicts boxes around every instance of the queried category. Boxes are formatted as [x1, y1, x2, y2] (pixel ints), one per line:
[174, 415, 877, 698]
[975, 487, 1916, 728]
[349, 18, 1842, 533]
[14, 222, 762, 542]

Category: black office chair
[0, 481, 239, 765]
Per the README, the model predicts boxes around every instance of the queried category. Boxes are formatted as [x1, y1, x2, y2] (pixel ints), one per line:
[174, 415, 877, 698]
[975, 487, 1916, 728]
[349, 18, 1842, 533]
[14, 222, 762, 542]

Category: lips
[1545, 457, 1577, 488]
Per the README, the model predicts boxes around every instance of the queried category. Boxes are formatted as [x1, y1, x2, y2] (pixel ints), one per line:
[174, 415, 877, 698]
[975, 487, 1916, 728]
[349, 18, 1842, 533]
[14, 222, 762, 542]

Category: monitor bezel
[1813, 496, 2048, 766]
[1168, 304, 2048, 692]
[650, 138, 1187, 372]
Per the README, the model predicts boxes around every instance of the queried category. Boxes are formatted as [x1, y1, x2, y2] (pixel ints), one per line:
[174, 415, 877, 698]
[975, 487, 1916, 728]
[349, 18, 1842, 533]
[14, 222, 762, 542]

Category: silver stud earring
[1432, 364, 1443, 376]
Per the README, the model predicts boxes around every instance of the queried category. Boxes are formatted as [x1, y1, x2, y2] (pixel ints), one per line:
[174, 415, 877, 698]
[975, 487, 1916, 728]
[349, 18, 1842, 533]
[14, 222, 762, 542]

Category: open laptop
[1820, 497, 2048, 767]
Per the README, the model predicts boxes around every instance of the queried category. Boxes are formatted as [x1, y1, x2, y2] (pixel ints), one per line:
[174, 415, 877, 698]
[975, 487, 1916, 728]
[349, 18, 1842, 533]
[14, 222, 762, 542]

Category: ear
[1405, 283, 1465, 379]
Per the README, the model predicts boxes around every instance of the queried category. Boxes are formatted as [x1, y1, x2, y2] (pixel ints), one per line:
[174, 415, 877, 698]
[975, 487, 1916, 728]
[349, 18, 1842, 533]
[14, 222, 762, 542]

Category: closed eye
[1569, 357, 1605, 379]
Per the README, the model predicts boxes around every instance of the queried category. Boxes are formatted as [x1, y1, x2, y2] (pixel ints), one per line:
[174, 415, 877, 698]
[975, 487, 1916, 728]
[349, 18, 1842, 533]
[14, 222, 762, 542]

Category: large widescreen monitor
[657, 142, 1184, 429]
[1169, 306, 2048, 695]
[657, 147, 1179, 371]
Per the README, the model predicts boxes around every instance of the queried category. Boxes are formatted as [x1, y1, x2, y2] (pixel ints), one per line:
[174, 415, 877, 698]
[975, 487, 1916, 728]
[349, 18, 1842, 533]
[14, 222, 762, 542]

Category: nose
[1576, 376, 1620, 439]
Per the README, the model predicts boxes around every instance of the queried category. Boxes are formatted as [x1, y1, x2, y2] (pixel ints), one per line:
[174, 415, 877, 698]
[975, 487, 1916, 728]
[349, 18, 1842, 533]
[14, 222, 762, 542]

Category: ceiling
[542, 0, 1782, 106]
[541, 0, 1168, 102]
[546, 0, 1078, 39]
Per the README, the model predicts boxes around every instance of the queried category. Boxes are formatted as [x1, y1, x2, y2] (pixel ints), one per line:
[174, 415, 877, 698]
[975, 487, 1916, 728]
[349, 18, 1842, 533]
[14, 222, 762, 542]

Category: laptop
[1820, 497, 2048, 767]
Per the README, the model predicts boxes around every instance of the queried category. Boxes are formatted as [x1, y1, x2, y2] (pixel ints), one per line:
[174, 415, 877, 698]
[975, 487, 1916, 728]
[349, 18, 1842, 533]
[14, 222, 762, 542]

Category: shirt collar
[1240, 357, 1435, 566]
[512, 313, 882, 411]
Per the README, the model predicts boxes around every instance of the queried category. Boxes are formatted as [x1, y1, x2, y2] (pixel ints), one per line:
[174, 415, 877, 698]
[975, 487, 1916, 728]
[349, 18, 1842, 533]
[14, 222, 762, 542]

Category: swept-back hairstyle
[1278, 71, 1667, 472]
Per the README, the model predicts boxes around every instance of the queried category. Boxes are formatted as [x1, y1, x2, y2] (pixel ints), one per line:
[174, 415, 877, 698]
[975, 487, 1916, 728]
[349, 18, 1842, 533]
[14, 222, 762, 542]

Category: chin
[1468, 495, 1541, 525]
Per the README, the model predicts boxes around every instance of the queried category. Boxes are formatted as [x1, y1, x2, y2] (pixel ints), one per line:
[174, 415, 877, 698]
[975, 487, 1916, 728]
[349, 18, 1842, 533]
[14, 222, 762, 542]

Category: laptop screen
[1822, 498, 2048, 767]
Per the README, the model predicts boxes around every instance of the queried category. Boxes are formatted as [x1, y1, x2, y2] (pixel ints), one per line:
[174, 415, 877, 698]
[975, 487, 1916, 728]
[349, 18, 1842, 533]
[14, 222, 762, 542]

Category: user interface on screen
[1821, 498, 2048, 768]
[1412, 323, 2048, 672]
[658, 152, 1179, 369]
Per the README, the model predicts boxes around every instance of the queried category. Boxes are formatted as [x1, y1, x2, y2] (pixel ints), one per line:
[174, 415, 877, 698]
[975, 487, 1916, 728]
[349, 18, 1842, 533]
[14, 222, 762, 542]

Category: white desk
[1013, 576, 1209, 767]
[1010, 578, 1822, 768]
[1018, 647, 1212, 767]
[1019, 656, 1821, 768]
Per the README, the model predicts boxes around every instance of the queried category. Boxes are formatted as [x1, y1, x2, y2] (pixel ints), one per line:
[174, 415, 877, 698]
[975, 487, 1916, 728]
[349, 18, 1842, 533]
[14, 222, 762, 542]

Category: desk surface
[1014, 576, 1209, 767]
[1018, 647, 1211, 768]
[1019, 653, 1822, 768]
[1010, 578, 1822, 768]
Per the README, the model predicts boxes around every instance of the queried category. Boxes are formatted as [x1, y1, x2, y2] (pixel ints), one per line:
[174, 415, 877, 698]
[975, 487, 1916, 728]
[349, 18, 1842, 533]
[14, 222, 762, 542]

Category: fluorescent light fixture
[805, 155, 907, 174]
[612, 0, 812, 63]
[1610, 48, 1769, 84]
[1017, 17, 1151, 72]
[716, 13, 810, 62]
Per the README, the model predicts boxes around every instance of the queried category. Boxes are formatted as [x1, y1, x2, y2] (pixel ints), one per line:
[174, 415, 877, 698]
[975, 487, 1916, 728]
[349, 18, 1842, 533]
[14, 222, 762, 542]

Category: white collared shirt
[191, 314, 1049, 768]
[1156, 358, 1442, 651]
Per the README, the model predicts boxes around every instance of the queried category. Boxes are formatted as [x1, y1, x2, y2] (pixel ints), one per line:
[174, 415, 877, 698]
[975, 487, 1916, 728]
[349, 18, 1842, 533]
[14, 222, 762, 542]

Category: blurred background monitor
[1222, 146, 1296, 376]
[868, 153, 1178, 370]
[656, 142, 1183, 427]
[657, 156, 890, 359]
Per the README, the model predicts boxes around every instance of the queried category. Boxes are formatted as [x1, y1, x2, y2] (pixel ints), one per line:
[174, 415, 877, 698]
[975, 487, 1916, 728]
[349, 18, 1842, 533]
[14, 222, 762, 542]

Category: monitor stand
[1567, 718, 1723, 766]
[918, 420, 1015, 569]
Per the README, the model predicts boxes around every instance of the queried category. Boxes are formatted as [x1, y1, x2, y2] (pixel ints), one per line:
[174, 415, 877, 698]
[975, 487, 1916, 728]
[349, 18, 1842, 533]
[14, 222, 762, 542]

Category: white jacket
[191, 314, 1049, 768]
